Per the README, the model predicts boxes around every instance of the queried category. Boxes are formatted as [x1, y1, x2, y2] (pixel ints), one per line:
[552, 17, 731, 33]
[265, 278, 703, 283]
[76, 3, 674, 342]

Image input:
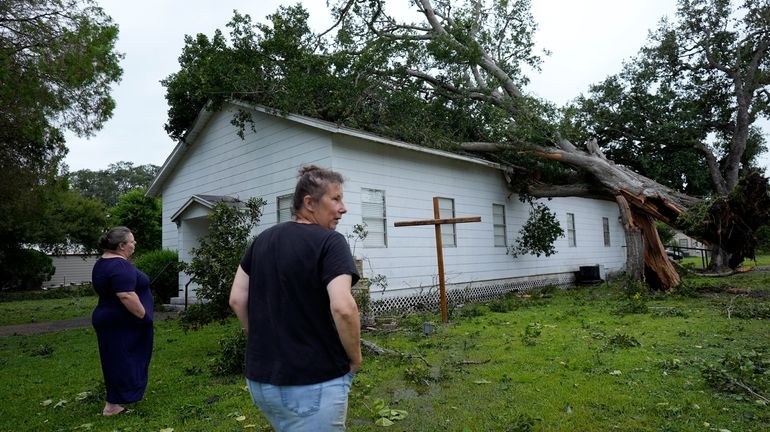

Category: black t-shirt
[239, 222, 360, 385]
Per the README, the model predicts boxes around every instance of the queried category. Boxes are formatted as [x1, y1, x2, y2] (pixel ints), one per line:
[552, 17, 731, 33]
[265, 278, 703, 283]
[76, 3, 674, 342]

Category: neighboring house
[147, 101, 627, 313]
[45, 254, 99, 288]
[672, 231, 708, 257]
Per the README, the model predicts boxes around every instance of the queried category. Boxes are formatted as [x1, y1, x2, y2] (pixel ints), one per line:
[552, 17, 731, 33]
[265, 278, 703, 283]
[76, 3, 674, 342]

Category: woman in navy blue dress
[91, 226, 153, 416]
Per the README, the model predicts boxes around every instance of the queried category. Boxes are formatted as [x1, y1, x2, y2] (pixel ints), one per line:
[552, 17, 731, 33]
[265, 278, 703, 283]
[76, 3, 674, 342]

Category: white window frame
[361, 188, 387, 248]
[567, 213, 576, 247]
[602, 217, 611, 247]
[277, 194, 293, 223]
[493, 204, 507, 247]
[437, 197, 456, 247]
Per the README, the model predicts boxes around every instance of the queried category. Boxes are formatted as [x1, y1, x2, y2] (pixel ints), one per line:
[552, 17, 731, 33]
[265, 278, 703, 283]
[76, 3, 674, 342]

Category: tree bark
[638, 212, 680, 289]
[616, 195, 644, 282]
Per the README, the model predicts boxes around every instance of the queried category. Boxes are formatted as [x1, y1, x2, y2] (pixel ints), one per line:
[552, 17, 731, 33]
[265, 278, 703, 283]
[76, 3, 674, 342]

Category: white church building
[147, 101, 627, 314]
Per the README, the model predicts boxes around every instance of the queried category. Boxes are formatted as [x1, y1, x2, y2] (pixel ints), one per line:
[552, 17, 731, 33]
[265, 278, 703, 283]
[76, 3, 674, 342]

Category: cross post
[394, 197, 481, 323]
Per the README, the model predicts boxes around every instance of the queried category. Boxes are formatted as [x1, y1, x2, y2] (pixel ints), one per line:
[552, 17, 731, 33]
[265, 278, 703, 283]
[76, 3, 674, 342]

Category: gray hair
[99, 226, 132, 251]
[292, 165, 344, 214]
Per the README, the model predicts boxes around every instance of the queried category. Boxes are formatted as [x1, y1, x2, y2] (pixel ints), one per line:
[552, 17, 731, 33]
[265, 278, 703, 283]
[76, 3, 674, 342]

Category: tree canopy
[564, 0, 770, 268]
[566, 0, 769, 198]
[69, 161, 160, 207]
[162, 5, 525, 151]
[0, 0, 123, 251]
[109, 189, 162, 254]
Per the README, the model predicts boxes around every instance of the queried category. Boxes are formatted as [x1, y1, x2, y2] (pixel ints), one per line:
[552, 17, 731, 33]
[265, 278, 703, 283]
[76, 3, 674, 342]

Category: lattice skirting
[368, 272, 577, 316]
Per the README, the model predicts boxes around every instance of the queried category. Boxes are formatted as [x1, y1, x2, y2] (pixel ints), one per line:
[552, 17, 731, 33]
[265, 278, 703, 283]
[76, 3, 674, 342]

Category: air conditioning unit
[576, 265, 602, 284]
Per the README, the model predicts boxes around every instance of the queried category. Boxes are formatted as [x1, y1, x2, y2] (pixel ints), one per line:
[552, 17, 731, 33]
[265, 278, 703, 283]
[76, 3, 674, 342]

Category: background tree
[0, 175, 107, 289]
[35, 183, 107, 254]
[0, 250, 55, 291]
[69, 162, 159, 207]
[565, 0, 770, 268]
[109, 189, 162, 254]
[0, 0, 122, 280]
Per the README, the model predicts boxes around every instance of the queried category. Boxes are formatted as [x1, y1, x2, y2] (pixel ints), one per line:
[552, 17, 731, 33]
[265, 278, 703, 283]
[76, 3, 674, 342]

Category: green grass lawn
[1, 272, 769, 431]
[0, 296, 97, 326]
[680, 253, 770, 269]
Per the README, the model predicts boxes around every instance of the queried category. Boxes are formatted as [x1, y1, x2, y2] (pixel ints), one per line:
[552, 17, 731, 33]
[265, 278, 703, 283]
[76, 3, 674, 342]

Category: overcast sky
[63, 0, 769, 172]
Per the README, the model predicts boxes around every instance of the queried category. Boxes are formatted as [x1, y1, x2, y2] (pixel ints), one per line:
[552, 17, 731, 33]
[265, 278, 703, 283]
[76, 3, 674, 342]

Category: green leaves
[69, 162, 160, 207]
[0, 0, 123, 280]
[109, 189, 162, 254]
[2, 0, 123, 137]
[567, 0, 770, 198]
[508, 201, 564, 258]
[372, 398, 408, 427]
[182, 197, 266, 321]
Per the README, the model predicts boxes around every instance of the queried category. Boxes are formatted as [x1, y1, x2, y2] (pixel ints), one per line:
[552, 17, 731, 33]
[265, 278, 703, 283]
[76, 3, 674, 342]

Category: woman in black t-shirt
[229, 165, 361, 431]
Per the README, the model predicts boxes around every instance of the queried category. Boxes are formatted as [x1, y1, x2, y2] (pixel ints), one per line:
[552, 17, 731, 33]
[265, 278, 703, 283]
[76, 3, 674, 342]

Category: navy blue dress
[91, 257, 154, 404]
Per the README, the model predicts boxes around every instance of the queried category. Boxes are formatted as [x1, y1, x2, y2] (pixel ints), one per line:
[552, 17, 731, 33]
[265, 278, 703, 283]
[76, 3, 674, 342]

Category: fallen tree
[328, 0, 770, 289]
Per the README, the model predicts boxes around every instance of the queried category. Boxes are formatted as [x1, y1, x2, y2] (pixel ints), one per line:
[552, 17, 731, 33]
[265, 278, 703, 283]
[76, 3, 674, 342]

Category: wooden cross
[394, 197, 481, 323]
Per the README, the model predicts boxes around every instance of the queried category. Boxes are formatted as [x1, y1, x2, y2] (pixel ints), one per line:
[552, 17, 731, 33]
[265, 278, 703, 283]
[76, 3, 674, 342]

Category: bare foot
[102, 403, 125, 416]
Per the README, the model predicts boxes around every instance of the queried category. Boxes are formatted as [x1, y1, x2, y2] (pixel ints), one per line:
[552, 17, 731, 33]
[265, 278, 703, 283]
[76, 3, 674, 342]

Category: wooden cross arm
[394, 217, 481, 227]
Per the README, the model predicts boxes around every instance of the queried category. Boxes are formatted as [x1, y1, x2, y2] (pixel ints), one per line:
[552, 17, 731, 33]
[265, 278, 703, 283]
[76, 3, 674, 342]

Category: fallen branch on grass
[733, 379, 770, 405]
[726, 294, 746, 319]
[452, 359, 491, 366]
[361, 339, 431, 367]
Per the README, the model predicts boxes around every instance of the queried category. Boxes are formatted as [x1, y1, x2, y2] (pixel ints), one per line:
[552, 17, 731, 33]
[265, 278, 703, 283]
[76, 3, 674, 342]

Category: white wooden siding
[331, 134, 626, 297]
[160, 107, 334, 249]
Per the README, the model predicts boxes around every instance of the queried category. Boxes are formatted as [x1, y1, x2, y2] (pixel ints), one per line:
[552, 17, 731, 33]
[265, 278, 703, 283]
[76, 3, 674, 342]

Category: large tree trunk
[710, 245, 728, 269]
[638, 213, 680, 289]
[616, 195, 644, 282]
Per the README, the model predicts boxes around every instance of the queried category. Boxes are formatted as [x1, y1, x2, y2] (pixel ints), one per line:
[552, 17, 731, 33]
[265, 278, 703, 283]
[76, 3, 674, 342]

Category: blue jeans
[247, 372, 354, 431]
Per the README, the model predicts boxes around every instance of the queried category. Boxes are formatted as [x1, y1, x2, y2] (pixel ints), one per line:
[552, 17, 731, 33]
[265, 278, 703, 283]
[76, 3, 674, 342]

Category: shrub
[134, 249, 180, 304]
[178, 302, 231, 331]
[508, 200, 564, 258]
[0, 249, 55, 291]
[455, 303, 488, 318]
[602, 333, 641, 351]
[182, 197, 265, 319]
[613, 278, 649, 315]
[352, 283, 371, 323]
[210, 328, 246, 376]
[521, 322, 543, 346]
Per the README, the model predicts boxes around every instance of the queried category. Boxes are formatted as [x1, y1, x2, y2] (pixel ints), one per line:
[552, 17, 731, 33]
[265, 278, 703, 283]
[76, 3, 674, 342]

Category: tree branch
[693, 141, 728, 195]
[416, 0, 522, 100]
[362, 339, 431, 367]
[405, 69, 505, 105]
